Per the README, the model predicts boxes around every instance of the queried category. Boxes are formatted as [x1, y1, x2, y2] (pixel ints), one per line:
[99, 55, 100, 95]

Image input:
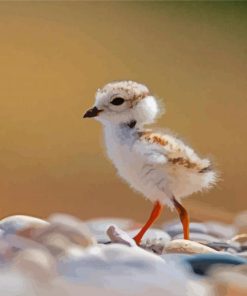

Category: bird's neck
[103, 120, 140, 146]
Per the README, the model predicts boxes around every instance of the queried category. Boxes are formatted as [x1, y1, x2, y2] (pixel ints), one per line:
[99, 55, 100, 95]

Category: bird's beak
[83, 106, 102, 118]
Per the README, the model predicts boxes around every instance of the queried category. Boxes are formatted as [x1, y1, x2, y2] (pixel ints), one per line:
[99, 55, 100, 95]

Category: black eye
[110, 97, 125, 106]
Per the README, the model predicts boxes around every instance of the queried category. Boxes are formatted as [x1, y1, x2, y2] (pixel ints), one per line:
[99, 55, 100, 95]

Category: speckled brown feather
[138, 131, 212, 173]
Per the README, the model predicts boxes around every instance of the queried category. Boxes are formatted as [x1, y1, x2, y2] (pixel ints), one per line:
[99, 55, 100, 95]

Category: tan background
[0, 2, 246, 223]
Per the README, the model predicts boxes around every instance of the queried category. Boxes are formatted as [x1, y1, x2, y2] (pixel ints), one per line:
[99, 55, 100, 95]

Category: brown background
[0, 2, 246, 223]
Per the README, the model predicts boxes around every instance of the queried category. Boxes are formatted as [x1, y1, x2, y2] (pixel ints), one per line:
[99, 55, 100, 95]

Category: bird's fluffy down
[90, 81, 217, 209]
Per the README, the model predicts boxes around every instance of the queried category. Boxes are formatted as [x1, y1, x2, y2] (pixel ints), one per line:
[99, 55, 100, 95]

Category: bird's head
[83, 81, 162, 128]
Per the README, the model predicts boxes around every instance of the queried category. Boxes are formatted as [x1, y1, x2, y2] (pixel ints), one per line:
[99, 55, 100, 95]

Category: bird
[83, 80, 217, 244]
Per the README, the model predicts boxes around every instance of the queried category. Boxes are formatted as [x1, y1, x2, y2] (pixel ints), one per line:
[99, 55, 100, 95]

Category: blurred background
[0, 2, 246, 224]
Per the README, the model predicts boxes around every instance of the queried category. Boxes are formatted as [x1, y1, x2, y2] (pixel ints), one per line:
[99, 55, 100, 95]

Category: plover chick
[83, 81, 217, 244]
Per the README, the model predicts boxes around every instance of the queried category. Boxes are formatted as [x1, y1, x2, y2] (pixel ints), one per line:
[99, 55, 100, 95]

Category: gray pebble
[229, 234, 247, 251]
[86, 218, 134, 243]
[234, 211, 247, 233]
[204, 242, 241, 252]
[107, 225, 136, 247]
[173, 232, 220, 244]
[184, 253, 247, 276]
[204, 221, 237, 239]
[0, 215, 48, 235]
[163, 221, 208, 237]
[237, 251, 247, 259]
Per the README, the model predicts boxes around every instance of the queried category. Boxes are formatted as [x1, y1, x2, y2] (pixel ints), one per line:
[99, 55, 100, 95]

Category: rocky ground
[0, 212, 247, 296]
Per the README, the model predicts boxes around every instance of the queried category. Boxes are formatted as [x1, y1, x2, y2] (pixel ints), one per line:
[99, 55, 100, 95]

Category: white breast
[103, 125, 172, 205]
[104, 125, 143, 184]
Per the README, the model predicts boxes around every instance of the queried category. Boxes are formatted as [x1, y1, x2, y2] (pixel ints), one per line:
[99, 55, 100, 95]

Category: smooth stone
[37, 232, 80, 256]
[161, 253, 191, 263]
[0, 270, 36, 296]
[234, 211, 247, 233]
[230, 234, 247, 251]
[86, 218, 135, 243]
[57, 243, 202, 295]
[163, 239, 218, 254]
[28, 223, 96, 256]
[211, 269, 247, 296]
[13, 248, 56, 281]
[63, 245, 88, 259]
[173, 232, 220, 244]
[47, 213, 96, 246]
[58, 244, 167, 279]
[204, 221, 237, 239]
[102, 244, 165, 266]
[237, 251, 247, 259]
[230, 233, 247, 244]
[0, 215, 48, 235]
[0, 255, 6, 265]
[3, 215, 96, 256]
[210, 264, 247, 295]
[183, 253, 247, 276]
[0, 229, 4, 239]
[163, 221, 208, 237]
[169, 234, 240, 253]
[107, 225, 136, 247]
[3, 233, 46, 256]
[48, 213, 89, 231]
[205, 241, 241, 252]
[235, 264, 247, 274]
[56, 243, 214, 296]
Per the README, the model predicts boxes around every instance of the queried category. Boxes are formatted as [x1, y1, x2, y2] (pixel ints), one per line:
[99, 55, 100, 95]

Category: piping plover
[83, 81, 217, 244]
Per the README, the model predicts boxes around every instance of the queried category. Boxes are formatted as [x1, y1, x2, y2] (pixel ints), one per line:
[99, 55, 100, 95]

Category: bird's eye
[110, 97, 125, 106]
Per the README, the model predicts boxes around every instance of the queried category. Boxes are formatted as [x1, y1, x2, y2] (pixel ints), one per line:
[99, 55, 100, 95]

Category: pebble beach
[0, 212, 247, 296]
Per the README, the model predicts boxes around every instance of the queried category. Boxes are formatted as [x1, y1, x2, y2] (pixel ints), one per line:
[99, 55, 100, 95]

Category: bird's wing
[133, 131, 168, 165]
[134, 131, 211, 172]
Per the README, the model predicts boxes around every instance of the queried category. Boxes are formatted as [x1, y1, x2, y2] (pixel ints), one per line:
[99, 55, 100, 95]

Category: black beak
[83, 106, 102, 118]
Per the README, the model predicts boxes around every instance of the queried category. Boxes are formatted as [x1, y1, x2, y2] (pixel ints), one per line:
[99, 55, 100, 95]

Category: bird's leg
[172, 196, 190, 240]
[133, 201, 163, 245]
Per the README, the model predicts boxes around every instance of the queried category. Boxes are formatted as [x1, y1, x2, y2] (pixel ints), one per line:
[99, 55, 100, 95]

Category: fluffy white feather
[85, 80, 217, 209]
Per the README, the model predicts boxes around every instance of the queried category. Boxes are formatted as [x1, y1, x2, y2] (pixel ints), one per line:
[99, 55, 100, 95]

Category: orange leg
[133, 201, 163, 245]
[172, 196, 190, 240]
